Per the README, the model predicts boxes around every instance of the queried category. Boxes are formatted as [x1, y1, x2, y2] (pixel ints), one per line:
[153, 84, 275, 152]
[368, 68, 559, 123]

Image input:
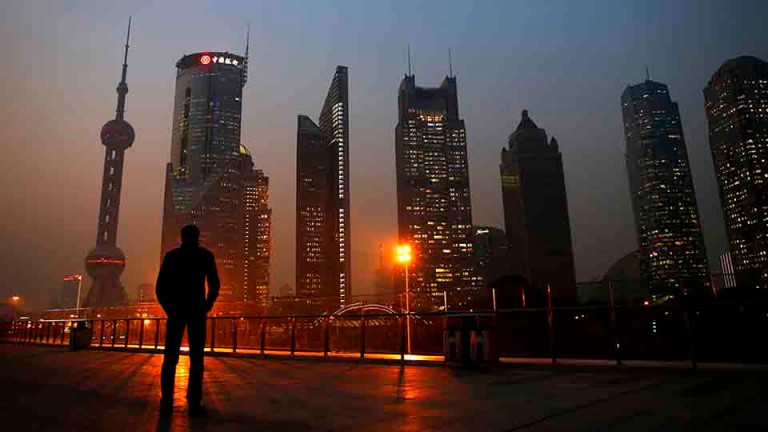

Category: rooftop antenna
[448, 48, 453, 78]
[115, 16, 131, 121]
[242, 23, 250, 87]
[645, 66, 650, 81]
[407, 44, 412, 76]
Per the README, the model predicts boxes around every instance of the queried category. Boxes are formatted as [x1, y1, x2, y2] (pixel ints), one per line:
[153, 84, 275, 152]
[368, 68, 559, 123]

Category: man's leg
[186, 314, 207, 406]
[161, 315, 185, 405]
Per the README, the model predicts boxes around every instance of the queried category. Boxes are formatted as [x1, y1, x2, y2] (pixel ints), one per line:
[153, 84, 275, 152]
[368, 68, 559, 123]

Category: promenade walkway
[1, 344, 766, 431]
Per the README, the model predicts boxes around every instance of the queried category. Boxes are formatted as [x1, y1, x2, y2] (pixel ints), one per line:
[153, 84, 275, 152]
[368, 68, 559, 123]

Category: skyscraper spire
[242, 22, 250, 86]
[115, 16, 131, 121]
[407, 45, 412, 76]
[448, 48, 453, 78]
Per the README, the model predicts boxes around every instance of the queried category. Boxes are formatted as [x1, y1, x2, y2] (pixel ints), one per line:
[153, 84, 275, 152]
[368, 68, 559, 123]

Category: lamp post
[74, 275, 83, 318]
[396, 245, 412, 354]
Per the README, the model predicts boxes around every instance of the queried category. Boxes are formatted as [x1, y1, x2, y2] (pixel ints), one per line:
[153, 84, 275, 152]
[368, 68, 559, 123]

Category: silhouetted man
[156, 224, 220, 414]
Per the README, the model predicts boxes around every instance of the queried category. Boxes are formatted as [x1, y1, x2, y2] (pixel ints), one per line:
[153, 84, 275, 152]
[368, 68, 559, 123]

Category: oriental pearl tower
[83, 18, 134, 307]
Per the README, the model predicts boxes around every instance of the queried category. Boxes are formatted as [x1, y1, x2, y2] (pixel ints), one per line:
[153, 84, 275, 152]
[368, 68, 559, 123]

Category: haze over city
[2, 0, 767, 308]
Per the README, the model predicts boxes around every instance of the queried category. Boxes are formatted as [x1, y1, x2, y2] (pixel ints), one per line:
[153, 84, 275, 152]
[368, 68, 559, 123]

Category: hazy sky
[2, 0, 767, 308]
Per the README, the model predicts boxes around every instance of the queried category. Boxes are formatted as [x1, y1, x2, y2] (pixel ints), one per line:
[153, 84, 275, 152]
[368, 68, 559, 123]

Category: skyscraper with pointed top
[83, 18, 134, 307]
[705, 56, 768, 288]
[160, 40, 271, 303]
[500, 110, 576, 301]
[395, 71, 482, 310]
[622, 79, 710, 297]
[295, 66, 350, 309]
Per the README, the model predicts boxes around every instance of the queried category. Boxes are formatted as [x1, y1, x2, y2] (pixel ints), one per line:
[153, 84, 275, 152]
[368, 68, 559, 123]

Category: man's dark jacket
[155, 245, 220, 316]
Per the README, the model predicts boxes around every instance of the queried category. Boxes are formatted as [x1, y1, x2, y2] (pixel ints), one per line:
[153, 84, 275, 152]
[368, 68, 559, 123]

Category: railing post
[323, 318, 330, 358]
[260, 319, 266, 356]
[111, 320, 117, 347]
[100, 320, 106, 347]
[360, 312, 366, 360]
[400, 314, 406, 363]
[124, 320, 130, 348]
[232, 318, 238, 354]
[547, 284, 557, 365]
[609, 280, 621, 367]
[154, 319, 160, 350]
[683, 304, 697, 370]
[210, 318, 216, 353]
[138, 319, 145, 349]
[290, 318, 296, 357]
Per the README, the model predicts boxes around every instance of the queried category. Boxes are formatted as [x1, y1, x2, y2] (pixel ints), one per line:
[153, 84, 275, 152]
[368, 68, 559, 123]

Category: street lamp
[11, 295, 20, 306]
[396, 244, 412, 354]
[74, 275, 83, 318]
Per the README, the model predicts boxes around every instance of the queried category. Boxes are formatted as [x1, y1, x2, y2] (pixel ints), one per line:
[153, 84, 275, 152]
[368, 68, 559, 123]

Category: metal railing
[4, 302, 768, 367]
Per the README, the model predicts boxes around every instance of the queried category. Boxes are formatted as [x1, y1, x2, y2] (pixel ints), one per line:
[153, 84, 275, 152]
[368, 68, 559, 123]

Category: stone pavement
[1, 344, 767, 431]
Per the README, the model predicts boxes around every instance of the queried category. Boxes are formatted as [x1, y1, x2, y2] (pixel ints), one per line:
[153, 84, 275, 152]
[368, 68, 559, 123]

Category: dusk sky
[2, 0, 767, 308]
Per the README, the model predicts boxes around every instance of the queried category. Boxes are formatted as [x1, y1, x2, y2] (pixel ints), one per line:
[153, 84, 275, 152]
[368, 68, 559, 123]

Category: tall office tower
[705, 56, 768, 288]
[295, 66, 350, 309]
[83, 20, 134, 307]
[240, 145, 272, 304]
[500, 110, 576, 301]
[160, 50, 252, 302]
[395, 73, 481, 310]
[622, 80, 711, 297]
[473, 226, 509, 287]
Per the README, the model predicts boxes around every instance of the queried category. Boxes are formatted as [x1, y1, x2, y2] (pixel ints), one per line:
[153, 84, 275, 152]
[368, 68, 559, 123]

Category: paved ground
[1, 344, 767, 431]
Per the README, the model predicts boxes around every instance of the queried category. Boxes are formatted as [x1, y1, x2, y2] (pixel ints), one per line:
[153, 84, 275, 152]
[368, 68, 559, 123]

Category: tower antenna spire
[407, 45, 412, 76]
[242, 22, 250, 87]
[115, 16, 131, 121]
[645, 66, 650, 81]
[448, 48, 453, 78]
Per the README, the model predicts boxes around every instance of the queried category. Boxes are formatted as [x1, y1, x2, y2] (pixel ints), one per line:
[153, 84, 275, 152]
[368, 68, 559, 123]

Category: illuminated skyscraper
[501, 110, 576, 301]
[240, 145, 271, 304]
[395, 73, 481, 310]
[622, 80, 710, 296]
[83, 19, 134, 307]
[295, 66, 350, 309]
[705, 56, 768, 288]
[473, 226, 508, 287]
[160, 48, 270, 302]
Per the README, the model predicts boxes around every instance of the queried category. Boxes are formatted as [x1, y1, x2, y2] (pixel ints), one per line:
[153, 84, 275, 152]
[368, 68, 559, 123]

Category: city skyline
[3, 1, 768, 308]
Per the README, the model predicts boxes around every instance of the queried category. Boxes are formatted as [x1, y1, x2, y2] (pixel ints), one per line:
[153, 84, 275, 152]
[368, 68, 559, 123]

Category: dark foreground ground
[1, 344, 767, 431]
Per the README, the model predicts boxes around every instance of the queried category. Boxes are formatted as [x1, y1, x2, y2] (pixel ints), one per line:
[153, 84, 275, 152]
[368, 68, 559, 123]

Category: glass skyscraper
[622, 79, 710, 297]
[395, 74, 481, 310]
[500, 110, 576, 301]
[295, 66, 350, 310]
[705, 56, 768, 288]
[161, 51, 271, 303]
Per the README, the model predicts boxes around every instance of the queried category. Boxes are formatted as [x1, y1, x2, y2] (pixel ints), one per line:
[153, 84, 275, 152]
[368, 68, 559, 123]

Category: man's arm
[155, 253, 172, 313]
[205, 251, 220, 312]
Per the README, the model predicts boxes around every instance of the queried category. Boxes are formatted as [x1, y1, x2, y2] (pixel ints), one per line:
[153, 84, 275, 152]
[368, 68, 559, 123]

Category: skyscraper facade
[295, 66, 350, 309]
[473, 226, 509, 287]
[395, 74, 481, 310]
[705, 56, 768, 288]
[161, 50, 270, 302]
[240, 145, 272, 304]
[500, 110, 576, 301]
[83, 20, 133, 307]
[622, 80, 711, 296]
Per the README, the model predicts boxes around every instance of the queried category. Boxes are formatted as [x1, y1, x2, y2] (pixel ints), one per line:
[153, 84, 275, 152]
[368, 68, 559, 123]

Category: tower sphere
[100, 119, 135, 148]
[85, 244, 126, 279]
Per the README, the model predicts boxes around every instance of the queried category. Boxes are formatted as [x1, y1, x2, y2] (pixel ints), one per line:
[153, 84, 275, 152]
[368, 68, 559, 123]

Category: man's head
[180, 224, 200, 246]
